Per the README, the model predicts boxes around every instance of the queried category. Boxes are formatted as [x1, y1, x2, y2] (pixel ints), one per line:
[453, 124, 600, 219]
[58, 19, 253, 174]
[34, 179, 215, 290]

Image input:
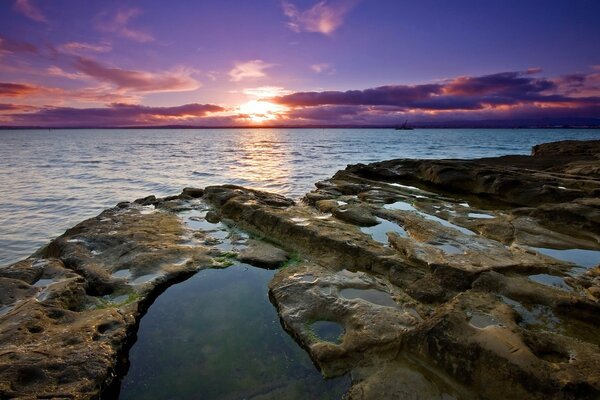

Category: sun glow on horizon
[238, 100, 288, 123]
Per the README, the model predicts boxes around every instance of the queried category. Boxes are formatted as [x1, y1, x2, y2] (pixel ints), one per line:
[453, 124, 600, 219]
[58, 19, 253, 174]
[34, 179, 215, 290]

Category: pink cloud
[46, 66, 90, 81]
[4, 103, 225, 127]
[282, 0, 360, 35]
[58, 42, 112, 55]
[310, 63, 335, 74]
[73, 57, 200, 93]
[0, 36, 38, 54]
[13, 0, 47, 23]
[229, 60, 274, 82]
[3, 69, 599, 127]
[549, 72, 600, 98]
[242, 86, 291, 98]
[0, 82, 41, 97]
[96, 8, 154, 43]
[270, 69, 600, 125]
[0, 103, 36, 112]
[0, 81, 140, 106]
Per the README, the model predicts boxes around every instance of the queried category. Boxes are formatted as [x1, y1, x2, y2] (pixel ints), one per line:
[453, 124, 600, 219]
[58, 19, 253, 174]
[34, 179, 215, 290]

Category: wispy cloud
[242, 86, 292, 98]
[46, 66, 90, 81]
[0, 36, 38, 54]
[0, 82, 42, 97]
[282, 0, 359, 35]
[96, 8, 154, 43]
[0, 103, 36, 112]
[310, 63, 335, 74]
[0, 81, 139, 105]
[13, 0, 47, 23]
[229, 60, 274, 82]
[58, 42, 112, 55]
[5, 103, 225, 127]
[73, 57, 200, 93]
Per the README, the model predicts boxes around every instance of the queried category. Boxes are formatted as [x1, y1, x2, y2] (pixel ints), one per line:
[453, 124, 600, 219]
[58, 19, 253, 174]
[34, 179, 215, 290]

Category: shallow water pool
[118, 263, 349, 399]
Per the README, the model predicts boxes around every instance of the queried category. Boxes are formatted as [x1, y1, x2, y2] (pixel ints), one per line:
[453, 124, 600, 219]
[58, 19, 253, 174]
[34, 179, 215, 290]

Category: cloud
[0, 36, 38, 54]
[229, 60, 274, 82]
[274, 70, 600, 111]
[96, 8, 154, 43]
[441, 71, 555, 97]
[271, 69, 600, 125]
[550, 71, 600, 98]
[3, 69, 600, 127]
[242, 86, 292, 98]
[282, 0, 359, 35]
[5, 103, 225, 127]
[273, 84, 441, 107]
[73, 57, 200, 93]
[0, 103, 36, 112]
[46, 66, 90, 81]
[0, 81, 140, 105]
[310, 63, 335, 74]
[0, 82, 42, 97]
[13, 0, 47, 22]
[58, 42, 112, 55]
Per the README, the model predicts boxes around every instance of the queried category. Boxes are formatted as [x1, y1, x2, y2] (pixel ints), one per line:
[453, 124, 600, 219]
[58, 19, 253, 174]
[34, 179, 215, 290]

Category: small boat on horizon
[395, 120, 414, 130]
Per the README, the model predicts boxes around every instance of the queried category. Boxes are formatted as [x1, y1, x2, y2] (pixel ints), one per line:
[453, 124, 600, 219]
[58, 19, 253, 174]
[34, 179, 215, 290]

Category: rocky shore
[1, 140, 599, 399]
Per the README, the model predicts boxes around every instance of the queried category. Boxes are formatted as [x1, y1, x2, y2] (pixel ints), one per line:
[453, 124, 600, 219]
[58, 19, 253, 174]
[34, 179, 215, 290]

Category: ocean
[1, 128, 599, 266]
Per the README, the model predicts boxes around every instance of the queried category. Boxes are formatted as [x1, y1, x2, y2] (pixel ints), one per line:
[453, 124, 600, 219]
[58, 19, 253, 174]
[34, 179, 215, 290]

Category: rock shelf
[1, 140, 599, 399]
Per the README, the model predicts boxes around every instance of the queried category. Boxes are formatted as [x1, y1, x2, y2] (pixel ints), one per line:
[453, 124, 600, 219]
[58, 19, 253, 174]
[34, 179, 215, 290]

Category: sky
[1, 0, 599, 127]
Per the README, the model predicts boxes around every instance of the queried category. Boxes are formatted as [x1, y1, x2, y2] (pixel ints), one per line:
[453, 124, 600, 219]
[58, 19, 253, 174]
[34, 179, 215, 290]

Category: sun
[239, 100, 287, 123]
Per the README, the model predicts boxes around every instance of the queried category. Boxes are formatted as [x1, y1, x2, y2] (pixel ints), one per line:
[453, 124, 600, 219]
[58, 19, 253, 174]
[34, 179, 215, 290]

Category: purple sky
[1, 0, 599, 126]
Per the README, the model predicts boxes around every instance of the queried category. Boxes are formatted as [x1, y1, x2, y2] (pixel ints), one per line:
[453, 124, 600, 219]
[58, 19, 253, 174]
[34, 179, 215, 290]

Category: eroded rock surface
[0, 196, 248, 399]
[1, 139, 599, 399]
[203, 140, 600, 399]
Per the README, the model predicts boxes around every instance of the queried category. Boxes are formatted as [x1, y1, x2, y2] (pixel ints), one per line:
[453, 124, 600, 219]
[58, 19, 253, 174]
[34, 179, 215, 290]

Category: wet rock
[238, 239, 289, 269]
[2, 139, 599, 399]
[133, 195, 157, 205]
[181, 187, 204, 198]
[333, 205, 379, 226]
[211, 140, 600, 399]
[0, 196, 218, 398]
[204, 210, 221, 223]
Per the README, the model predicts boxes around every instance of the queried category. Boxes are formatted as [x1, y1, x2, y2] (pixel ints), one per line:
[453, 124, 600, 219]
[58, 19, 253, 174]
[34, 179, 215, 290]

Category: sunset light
[238, 100, 288, 123]
[1, 2, 600, 399]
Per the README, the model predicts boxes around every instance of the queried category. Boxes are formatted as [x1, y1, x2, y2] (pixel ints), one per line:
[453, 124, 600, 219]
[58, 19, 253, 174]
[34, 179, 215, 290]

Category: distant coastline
[1, 123, 600, 130]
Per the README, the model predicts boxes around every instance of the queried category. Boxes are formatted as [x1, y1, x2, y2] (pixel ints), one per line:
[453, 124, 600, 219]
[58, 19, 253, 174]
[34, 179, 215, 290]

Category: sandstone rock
[2, 140, 599, 399]
[0, 199, 217, 398]
[238, 239, 289, 269]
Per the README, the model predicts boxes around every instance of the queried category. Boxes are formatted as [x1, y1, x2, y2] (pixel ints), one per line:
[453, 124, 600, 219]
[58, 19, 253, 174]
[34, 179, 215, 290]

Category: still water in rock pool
[118, 263, 350, 400]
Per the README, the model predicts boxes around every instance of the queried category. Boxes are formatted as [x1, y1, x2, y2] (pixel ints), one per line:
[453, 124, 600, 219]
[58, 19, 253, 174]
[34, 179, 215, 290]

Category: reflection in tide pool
[340, 287, 398, 308]
[119, 263, 349, 400]
[528, 274, 572, 292]
[531, 247, 600, 269]
[360, 217, 407, 245]
[417, 212, 475, 236]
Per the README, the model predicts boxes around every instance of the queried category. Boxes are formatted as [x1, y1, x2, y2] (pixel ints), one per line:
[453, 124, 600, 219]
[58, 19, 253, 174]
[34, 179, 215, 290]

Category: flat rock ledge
[1, 140, 599, 399]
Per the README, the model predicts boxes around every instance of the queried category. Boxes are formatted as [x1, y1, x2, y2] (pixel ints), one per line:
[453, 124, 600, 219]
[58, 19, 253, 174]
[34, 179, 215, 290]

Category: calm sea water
[1, 128, 599, 266]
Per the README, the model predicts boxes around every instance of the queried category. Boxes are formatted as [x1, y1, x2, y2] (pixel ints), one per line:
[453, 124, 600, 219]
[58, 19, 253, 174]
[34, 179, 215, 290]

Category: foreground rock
[1, 139, 599, 399]
[0, 196, 244, 398]
[204, 140, 600, 399]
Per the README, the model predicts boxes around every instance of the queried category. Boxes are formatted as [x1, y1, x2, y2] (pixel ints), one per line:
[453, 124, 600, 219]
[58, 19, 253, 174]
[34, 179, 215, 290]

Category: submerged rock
[1, 139, 599, 399]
